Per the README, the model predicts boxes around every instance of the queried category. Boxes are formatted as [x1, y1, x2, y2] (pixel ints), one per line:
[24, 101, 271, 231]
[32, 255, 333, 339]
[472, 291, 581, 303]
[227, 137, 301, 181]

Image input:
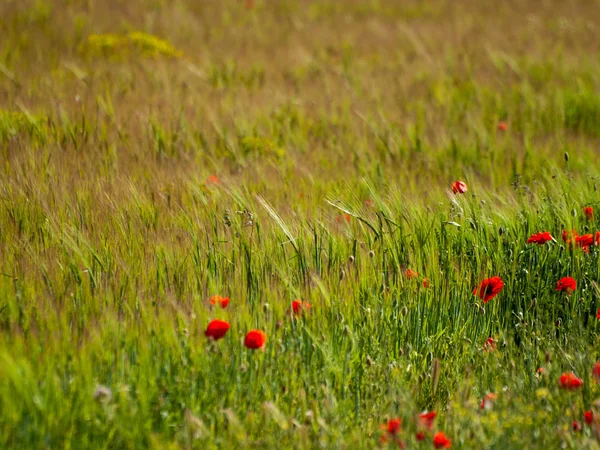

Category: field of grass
[2, 0, 600, 448]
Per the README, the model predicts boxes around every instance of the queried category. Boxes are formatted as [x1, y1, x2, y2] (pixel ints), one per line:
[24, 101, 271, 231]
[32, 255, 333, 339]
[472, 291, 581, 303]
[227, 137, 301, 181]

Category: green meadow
[1, 0, 600, 448]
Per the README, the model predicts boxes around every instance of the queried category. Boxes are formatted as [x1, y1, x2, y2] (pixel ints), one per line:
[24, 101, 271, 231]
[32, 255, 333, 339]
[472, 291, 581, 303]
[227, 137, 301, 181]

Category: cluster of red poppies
[452, 181, 596, 250]
[204, 190, 598, 443]
[204, 296, 311, 350]
[380, 412, 451, 448]
[525, 206, 598, 251]
[204, 319, 267, 350]
[561, 227, 600, 252]
[472, 235, 599, 380]
[473, 207, 600, 307]
[379, 363, 600, 448]
[473, 273, 582, 304]
[555, 365, 600, 431]
[524, 216, 600, 312]
[450, 194, 599, 436]
[405, 269, 431, 288]
[204, 295, 267, 349]
[528, 227, 600, 251]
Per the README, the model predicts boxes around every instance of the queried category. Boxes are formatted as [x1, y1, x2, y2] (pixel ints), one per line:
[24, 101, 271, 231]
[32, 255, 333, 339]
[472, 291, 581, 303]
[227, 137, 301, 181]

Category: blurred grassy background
[3, 0, 600, 198]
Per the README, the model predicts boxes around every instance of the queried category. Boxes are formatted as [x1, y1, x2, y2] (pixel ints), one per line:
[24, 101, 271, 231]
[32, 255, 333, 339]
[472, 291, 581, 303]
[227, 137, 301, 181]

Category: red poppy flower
[572, 421, 582, 432]
[433, 432, 451, 448]
[498, 122, 507, 131]
[584, 206, 594, 221]
[381, 418, 402, 435]
[418, 411, 436, 430]
[562, 229, 578, 245]
[559, 372, 583, 390]
[290, 299, 311, 316]
[244, 330, 267, 350]
[584, 410, 593, 425]
[206, 175, 219, 185]
[423, 278, 431, 288]
[526, 232, 553, 245]
[473, 276, 504, 303]
[555, 277, 576, 293]
[336, 214, 351, 224]
[480, 393, 497, 410]
[379, 418, 405, 447]
[596, 232, 600, 246]
[536, 367, 545, 374]
[406, 269, 419, 279]
[291, 299, 302, 315]
[365, 199, 374, 208]
[576, 234, 594, 248]
[210, 295, 230, 308]
[451, 181, 467, 194]
[593, 362, 600, 382]
[204, 320, 230, 340]
[483, 337, 496, 352]
[416, 431, 426, 441]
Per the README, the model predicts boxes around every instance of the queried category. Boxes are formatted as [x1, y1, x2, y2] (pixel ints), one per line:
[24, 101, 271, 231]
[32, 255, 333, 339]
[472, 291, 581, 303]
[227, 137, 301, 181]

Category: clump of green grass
[0, 109, 47, 142]
[81, 32, 183, 59]
[239, 135, 286, 159]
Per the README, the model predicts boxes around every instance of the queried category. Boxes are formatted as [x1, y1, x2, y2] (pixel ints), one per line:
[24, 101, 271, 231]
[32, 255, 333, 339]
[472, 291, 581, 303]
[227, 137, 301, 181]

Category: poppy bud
[348, 255, 355, 264]
[564, 152, 569, 162]
[339, 269, 346, 280]
[368, 250, 375, 258]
